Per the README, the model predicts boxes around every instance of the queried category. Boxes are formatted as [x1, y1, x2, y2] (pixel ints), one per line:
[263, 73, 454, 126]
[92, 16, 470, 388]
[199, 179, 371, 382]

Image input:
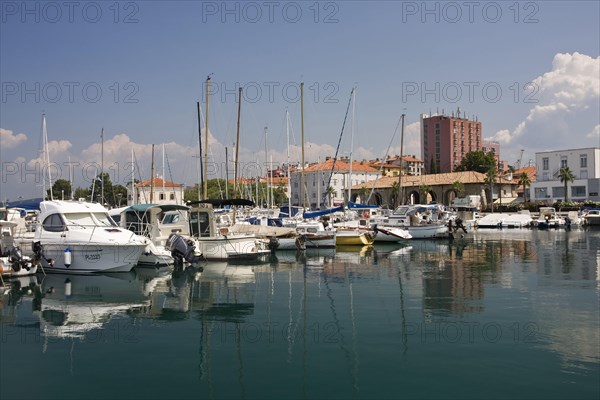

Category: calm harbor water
[1, 229, 599, 399]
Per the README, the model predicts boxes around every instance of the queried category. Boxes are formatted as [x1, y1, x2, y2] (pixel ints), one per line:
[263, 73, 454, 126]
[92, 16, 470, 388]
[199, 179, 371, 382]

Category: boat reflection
[39, 271, 150, 338]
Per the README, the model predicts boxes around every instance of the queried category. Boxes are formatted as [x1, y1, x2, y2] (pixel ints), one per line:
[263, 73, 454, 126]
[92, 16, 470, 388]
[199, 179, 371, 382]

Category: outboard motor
[268, 237, 280, 253]
[32, 241, 54, 267]
[167, 233, 203, 265]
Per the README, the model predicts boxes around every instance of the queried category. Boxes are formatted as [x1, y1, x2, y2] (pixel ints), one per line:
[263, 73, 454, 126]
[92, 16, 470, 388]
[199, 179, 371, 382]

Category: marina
[1, 228, 598, 399]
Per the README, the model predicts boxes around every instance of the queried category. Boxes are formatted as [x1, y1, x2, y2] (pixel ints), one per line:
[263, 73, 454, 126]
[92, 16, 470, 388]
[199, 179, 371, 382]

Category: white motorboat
[582, 209, 600, 226]
[187, 201, 271, 261]
[371, 204, 451, 239]
[0, 220, 40, 277]
[475, 212, 533, 229]
[371, 224, 412, 242]
[535, 207, 564, 229]
[26, 200, 149, 273]
[111, 204, 193, 265]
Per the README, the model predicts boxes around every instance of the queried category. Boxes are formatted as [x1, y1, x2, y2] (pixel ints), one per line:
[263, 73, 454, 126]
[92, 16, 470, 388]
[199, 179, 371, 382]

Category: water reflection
[1, 229, 598, 399]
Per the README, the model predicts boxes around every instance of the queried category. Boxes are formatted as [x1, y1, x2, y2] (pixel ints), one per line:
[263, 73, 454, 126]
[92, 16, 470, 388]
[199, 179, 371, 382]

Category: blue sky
[1, 0, 599, 200]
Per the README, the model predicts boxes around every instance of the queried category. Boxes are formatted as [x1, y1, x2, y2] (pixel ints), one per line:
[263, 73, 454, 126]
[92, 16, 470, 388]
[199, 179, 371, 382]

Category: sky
[1, 0, 599, 201]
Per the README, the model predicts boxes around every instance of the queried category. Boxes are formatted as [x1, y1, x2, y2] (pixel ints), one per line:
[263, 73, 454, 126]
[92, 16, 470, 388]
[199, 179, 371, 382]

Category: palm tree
[518, 172, 531, 203]
[358, 186, 369, 204]
[390, 181, 399, 207]
[452, 180, 465, 198]
[419, 184, 430, 204]
[558, 166, 575, 202]
[326, 186, 335, 208]
[484, 166, 498, 212]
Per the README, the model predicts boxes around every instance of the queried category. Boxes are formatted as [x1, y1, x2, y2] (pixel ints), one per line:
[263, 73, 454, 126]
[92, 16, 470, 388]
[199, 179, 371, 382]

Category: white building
[127, 177, 185, 205]
[530, 147, 600, 203]
[289, 158, 380, 209]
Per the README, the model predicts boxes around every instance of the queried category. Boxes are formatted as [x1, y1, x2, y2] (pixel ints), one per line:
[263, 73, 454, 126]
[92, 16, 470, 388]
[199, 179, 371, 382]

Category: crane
[515, 149, 524, 170]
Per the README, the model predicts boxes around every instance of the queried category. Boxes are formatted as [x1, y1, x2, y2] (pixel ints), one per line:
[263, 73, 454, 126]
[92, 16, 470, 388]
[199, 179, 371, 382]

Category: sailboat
[182, 79, 270, 260]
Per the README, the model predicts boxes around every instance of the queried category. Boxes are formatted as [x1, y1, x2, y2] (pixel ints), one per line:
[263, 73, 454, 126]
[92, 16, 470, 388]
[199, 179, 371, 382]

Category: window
[534, 188, 548, 199]
[42, 214, 66, 232]
[560, 157, 568, 168]
[552, 187, 565, 198]
[159, 193, 165, 200]
[170, 193, 175, 200]
[542, 158, 549, 170]
[580, 154, 587, 168]
[571, 186, 586, 197]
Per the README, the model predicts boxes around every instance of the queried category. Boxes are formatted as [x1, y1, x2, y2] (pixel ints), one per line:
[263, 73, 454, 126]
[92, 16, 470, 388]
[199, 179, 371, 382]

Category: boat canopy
[126, 204, 190, 213]
[348, 201, 379, 209]
[187, 199, 255, 207]
[303, 206, 344, 219]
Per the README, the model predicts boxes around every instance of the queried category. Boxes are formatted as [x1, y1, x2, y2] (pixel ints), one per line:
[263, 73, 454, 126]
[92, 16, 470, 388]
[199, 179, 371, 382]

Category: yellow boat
[335, 229, 375, 246]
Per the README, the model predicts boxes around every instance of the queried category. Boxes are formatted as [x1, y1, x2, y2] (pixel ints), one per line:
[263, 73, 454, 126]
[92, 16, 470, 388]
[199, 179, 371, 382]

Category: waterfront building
[128, 177, 185, 205]
[421, 111, 483, 173]
[350, 171, 517, 208]
[289, 157, 380, 208]
[529, 147, 600, 203]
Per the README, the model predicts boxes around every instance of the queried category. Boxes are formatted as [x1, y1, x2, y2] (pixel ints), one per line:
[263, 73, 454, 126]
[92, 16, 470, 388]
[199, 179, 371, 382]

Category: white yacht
[26, 200, 149, 273]
[371, 204, 451, 239]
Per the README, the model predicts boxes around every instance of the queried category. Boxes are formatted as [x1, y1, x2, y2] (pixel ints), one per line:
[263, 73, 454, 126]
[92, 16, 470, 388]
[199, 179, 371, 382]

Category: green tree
[390, 181, 399, 207]
[326, 186, 335, 208]
[112, 184, 128, 207]
[484, 166, 498, 212]
[452, 180, 465, 197]
[88, 172, 113, 205]
[419, 184, 430, 204]
[358, 186, 369, 203]
[455, 151, 496, 173]
[48, 179, 72, 200]
[73, 187, 90, 201]
[558, 166, 575, 202]
[518, 172, 532, 203]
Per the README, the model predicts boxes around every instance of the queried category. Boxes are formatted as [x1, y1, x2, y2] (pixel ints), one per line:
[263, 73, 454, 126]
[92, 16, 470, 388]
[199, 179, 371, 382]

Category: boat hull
[195, 235, 270, 261]
[38, 242, 146, 273]
[373, 226, 412, 242]
[405, 224, 450, 239]
[335, 230, 374, 246]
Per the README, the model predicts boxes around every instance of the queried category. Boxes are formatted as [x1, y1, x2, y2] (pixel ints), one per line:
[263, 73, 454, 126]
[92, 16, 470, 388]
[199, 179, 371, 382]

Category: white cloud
[0, 128, 27, 149]
[490, 53, 599, 149]
[587, 124, 600, 141]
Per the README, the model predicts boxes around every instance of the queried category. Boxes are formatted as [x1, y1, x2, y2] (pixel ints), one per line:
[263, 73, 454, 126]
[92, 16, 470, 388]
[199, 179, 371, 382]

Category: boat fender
[64, 278, 72, 297]
[64, 248, 72, 267]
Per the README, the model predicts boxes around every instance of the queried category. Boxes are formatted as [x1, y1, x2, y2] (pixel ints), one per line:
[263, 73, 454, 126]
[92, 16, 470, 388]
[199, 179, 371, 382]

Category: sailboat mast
[300, 82, 306, 210]
[232, 86, 242, 223]
[234, 87, 242, 197]
[150, 144, 155, 203]
[264, 125, 269, 208]
[347, 86, 356, 204]
[204, 75, 211, 199]
[225, 146, 229, 198]
[286, 111, 292, 217]
[197, 101, 204, 200]
[42, 114, 54, 200]
[131, 148, 136, 205]
[397, 113, 405, 206]
[162, 143, 165, 199]
[101, 127, 104, 205]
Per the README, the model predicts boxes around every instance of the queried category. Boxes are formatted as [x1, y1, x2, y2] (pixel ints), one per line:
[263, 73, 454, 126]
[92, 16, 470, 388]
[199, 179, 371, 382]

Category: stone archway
[445, 190, 458, 206]
[408, 190, 420, 204]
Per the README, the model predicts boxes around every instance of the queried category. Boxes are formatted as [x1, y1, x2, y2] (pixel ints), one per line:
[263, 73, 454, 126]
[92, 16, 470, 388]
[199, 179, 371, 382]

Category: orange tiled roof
[136, 177, 183, 188]
[351, 171, 514, 189]
[513, 166, 537, 182]
[303, 158, 378, 173]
